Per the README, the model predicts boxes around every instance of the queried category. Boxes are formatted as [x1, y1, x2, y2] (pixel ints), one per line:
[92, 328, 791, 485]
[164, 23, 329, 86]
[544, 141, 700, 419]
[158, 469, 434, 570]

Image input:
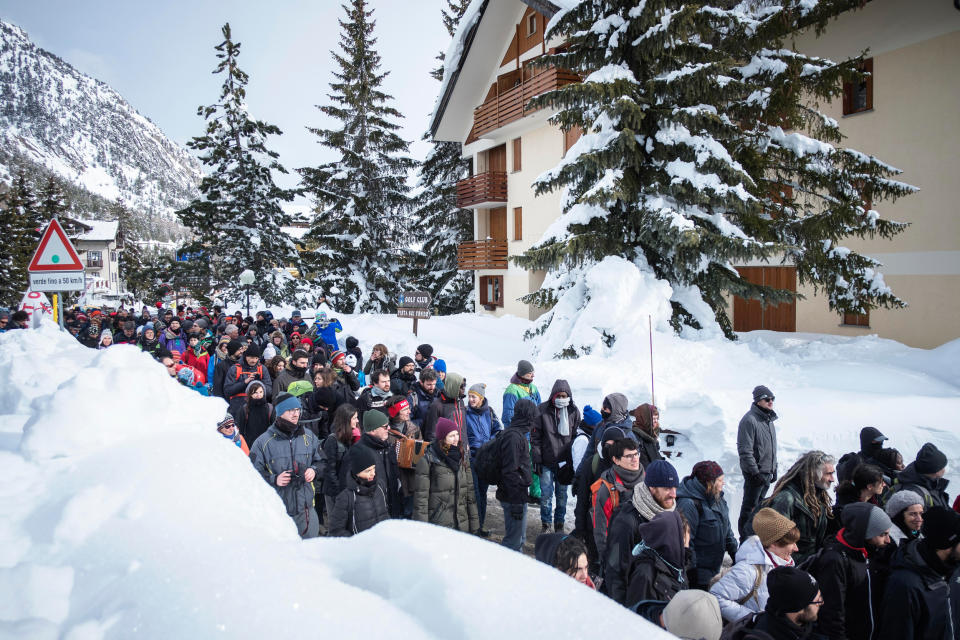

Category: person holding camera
[249, 393, 324, 538]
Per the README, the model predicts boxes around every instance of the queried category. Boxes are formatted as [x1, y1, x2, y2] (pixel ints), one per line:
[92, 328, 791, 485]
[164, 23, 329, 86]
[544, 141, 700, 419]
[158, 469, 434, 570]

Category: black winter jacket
[877, 538, 960, 640]
[329, 475, 389, 536]
[532, 379, 580, 467]
[604, 500, 653, 605]
[887, 462, 950, 510]
[624, 512, 689, 609]
[422, 392, 466, 446]
[342, 433, 401, 518]
[676, 476, 738, 587]
[321, 435, 350, 498]
[809, 529, 876, 640]
[494, 399, 535, 504]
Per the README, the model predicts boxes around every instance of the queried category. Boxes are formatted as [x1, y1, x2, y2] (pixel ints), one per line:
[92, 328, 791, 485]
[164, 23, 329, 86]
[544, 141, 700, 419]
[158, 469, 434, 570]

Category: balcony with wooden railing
[456, 171, 508, 209]
[466, 67, 579, 143]
[457, 240, 508, 270]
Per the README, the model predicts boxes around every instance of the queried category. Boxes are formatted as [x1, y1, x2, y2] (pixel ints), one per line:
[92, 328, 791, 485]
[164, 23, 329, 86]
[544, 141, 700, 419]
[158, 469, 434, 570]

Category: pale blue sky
[0, 1, 452, 203]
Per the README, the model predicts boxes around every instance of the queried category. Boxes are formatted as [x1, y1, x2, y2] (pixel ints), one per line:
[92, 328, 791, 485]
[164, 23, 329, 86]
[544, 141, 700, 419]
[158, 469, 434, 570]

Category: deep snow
[1, 312, 958, 638]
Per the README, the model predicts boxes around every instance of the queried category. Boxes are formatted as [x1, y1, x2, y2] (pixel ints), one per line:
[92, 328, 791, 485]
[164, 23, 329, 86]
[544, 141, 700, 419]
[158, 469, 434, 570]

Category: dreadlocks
[770, 451, 836, 520]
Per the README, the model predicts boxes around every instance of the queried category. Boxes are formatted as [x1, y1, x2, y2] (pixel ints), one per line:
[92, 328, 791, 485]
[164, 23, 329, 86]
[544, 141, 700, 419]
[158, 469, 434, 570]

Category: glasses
[760, 396, 775, 402]
[810, 599, 824, 607]
[620, 452, 640, 460]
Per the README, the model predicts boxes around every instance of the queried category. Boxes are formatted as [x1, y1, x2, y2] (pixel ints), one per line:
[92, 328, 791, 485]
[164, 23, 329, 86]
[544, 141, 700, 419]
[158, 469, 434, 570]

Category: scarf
[221, 429, 242, 448]
[613, 464, 644, 490]
[437, 441, 463, 472]
[275, 417, 302, 436]
[632, 481, 676, 521]
[554, 397, 571, 436]
[371, 386, 391, 399]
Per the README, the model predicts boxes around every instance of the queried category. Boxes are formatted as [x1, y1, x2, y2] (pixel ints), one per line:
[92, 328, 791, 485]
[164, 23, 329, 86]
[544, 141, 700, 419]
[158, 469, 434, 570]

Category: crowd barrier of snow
[0, 323, 673, 639]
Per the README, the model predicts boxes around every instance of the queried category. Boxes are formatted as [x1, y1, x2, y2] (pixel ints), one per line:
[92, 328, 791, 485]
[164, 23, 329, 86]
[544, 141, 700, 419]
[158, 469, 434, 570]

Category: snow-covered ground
[1, 312, 957, 637]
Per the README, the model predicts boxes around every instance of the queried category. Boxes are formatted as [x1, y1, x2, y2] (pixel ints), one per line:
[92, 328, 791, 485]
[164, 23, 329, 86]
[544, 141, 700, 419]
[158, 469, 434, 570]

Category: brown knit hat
[752, 508, 797, 547]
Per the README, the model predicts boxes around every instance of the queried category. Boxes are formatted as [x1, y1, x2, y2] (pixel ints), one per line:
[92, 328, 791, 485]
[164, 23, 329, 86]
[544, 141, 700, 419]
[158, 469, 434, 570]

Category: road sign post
[27, 218, 86, 293]
[397, 291, 433, 336]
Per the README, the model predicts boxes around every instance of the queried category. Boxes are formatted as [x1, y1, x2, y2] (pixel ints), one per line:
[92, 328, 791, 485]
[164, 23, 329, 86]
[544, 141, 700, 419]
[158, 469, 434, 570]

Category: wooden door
[733, 266, 796, 332]
[488, 144, 507, 173]
[489, 208, 507, 241]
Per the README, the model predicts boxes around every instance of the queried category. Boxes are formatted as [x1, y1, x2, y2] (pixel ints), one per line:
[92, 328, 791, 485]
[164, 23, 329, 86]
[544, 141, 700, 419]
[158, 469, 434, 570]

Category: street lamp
[238, 269, 255, 318]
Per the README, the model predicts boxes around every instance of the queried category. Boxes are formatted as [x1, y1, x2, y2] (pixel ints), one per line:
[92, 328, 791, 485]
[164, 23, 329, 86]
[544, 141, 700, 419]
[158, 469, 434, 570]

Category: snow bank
[0, 323, 671, 639]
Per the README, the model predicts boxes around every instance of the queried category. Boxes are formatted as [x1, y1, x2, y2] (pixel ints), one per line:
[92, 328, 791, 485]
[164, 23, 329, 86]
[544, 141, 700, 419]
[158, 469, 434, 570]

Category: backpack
[591, 477, 620, 518]
[556, 435, 581, 485]
[474, 430, 509, 485]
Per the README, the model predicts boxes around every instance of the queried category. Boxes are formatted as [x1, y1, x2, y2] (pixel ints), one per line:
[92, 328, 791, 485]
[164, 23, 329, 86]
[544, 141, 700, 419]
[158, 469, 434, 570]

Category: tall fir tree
[411, 0, 474, 314]
[112, 201, 146, 298]
[299, 0, 417, 313]
[175, 23, 300, 305]
[515, 0, 915, 351]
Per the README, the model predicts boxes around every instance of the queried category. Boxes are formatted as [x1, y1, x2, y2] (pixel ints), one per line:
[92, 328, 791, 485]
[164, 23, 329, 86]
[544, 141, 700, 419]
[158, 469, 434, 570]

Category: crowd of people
[6, 302, 959, 640]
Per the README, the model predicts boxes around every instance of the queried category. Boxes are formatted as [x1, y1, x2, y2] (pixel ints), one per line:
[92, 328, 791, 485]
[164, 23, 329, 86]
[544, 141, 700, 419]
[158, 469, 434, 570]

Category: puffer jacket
[710, 535, 794, 623]
[329, 475, 389, 536]
[532, 379, 581, 467]
[737, 403, 778, 482]
[676, 475, 739, 587]
[342, 433, 401, 518]
[501, 374, 541, 427]
[249, 422, 324, 535]
[465, 397, 502, 458]
[413, 441, 478, 532]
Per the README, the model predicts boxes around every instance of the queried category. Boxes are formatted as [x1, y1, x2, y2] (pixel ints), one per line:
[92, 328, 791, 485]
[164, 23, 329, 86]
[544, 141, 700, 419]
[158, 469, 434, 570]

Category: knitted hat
[416, 343, 434, 359]
[921, 506, 960, 549]
[287, 380, 314, 398]
[435, 418, 458, 443]
[645, 460, 679, 488]
[692, 461, 724, 486]
[468, 383, 486, 400]
[915, 442, 947, 475]
[517, 359, 534, 377]
[217, 414, 236, 432]
[274, 393, 301, 416]
[841, 502, 892, 545]
[387, 398, 410, 419]
[291, 309, 302, 318]
[433, 359, 447, 373]
[752, 508, 797, 547]
[144, 321, 155, 331]
[865, 505, 894, 539]
[226, 339, 244, 356]
[330, 350, 346, 365]
[398, 356, 415, 369]
[350, 445, 378, 477]
[362, 409, 389, 432]
[662, 590, 723, 640]
[885, 490, 924, 518]
[766, 567, 819, 614]
[244, 343, 260, 358]
[345, 336, 359, 349]
[753, 385, 774, 402]
[582, 405, 603, 426]
[344, 354, 358, 368]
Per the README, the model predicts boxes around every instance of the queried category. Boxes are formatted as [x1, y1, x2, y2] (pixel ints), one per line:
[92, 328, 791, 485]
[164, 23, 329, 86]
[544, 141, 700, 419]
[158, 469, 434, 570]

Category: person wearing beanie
[413, 417, 478, 533]
[591, 438, 646, 573]
[837, 426, 892, 484]
[414, 343, 435, 371]
[722, 567, 824, 639]
[464, 380, 502, 537]
[711, 508, 800, 623]
[885, 442, 950, 510]
[432, 358, 447, 388]
[532, 379, 581, 534]
[223, 340, 272, 418]
[217, 414, 250, 456]
[737, 384, 779, 540]
[390, 356, 418, 396]
[158, 314, 187, 358]
[98, 329, 114, 349]
[384, 394, 422, 517]
[631, 403, 664, 470]
[624, 511, 690, 611]
[501, 359, 541, 428]
[885, 489, 924, 545]
[341, 409, 402, 518]
[262, 330, 290, 361]
[328, 349, 361, 394]
[677, 461, 739, 590]
[272, 349, 313, 398]
[661, 590, 723, 640]
[407, 368, 439, 429]
[329, 443, 389, 537]
[877, 506, 960, 640]
[496, 398, 536, 552]
[421, 372, 467, 446]
[307, 309, 342, 350]
[604, 459, 680, 605]
[758, 451, 837, 563]
[249, 388, 324, 538]
[808, 502, 892, 640]
[137, 321, 163, 360]
[343, 335, 363, 372]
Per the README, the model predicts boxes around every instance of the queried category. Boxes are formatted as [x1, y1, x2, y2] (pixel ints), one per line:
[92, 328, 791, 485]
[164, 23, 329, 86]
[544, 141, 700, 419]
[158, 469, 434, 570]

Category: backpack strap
[735, 565, 764, 605]
[388, 428, 410, 440]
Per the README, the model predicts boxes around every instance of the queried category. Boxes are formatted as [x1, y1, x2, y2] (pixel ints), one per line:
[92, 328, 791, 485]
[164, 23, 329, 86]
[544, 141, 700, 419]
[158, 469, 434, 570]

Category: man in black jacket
[737, 384, 779, 539]
[878, 506, 960, 640]
[341, 409, 402, 519]
[532, 379, 580, 534]
[886, 442, 950, 510]
[497, 398, 536, 551]
[810, 502, 893, 640]
[721, 567, 825, 640]
[836, 427, 890, 483]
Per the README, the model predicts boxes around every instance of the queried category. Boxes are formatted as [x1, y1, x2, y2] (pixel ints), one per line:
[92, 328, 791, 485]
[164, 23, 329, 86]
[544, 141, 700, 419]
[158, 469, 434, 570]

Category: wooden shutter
[488, 144, 507, 173]
[512, 137, 522, 171]
[564, 126, 583, 153]
[489, 208, 507, 241]
[514, 207, 522, 241]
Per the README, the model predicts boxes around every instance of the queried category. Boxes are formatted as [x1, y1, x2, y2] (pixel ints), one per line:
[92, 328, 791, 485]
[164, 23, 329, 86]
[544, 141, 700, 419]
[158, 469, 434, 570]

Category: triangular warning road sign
[28, 219, 85, 272]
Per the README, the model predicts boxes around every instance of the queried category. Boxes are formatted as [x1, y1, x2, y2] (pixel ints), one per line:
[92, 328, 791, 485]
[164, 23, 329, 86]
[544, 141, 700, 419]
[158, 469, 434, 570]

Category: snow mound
[0, 322, 672, 639]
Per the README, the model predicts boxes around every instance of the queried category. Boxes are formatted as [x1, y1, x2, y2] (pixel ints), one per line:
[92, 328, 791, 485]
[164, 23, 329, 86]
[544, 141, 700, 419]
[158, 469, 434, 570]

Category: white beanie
[885, 490, 924, 517]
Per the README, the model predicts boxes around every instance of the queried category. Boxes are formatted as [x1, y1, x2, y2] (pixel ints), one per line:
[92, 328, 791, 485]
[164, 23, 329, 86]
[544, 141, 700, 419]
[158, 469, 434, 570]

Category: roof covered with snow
[74, 219, 118, 242]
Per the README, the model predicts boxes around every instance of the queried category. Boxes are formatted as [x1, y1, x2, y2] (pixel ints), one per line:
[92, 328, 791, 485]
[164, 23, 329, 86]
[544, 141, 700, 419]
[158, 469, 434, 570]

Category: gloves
[509, 504, 524, 520]
[532, 463, 542, 476]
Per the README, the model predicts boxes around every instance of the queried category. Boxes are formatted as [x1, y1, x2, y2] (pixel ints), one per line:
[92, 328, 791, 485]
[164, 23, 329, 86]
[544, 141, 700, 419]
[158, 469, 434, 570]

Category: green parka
[413, 442, 479, 533]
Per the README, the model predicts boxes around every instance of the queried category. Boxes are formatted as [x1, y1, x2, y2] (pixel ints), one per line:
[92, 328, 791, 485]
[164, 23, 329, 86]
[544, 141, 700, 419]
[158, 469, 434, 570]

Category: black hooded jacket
[533, 379, 580, 467]
[888, 462, 950, 510]
[342, 433, 401, 518]
[877, 538, 960, 640]
[495, 398, 535, 504]
[624, 511, 689, 609]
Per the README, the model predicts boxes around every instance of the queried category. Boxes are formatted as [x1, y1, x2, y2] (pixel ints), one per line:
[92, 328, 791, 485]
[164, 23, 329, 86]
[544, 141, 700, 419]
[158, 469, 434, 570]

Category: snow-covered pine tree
[411, 0, 474, 314]
[112, 201, 145, 298]
[299, 0, 417, 313]
[36, 176, 70, 223]
[515, 0, 914, 347]
[175, 23, 300, 306]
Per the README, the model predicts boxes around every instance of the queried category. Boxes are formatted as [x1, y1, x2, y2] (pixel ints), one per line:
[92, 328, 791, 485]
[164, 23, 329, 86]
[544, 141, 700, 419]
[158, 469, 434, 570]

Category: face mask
[554, 397, 571, 408]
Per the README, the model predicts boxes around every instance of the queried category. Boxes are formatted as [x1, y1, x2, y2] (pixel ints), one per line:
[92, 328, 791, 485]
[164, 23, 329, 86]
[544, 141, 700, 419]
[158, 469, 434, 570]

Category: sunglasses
[760, 396, 775, 402]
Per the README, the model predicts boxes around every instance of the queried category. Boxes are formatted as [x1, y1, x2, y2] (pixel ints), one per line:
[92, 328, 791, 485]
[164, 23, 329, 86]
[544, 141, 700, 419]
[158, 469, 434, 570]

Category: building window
[479, 275, 504, 308]
[527, 13, 536, 36]
[843, 58, 873, 115]
[842, 311, 870, 327]
[514, 207, 523, 241]
[512, 137, 522, 172]
[87, 250, 103, 268]
[110, 250, 117, 262]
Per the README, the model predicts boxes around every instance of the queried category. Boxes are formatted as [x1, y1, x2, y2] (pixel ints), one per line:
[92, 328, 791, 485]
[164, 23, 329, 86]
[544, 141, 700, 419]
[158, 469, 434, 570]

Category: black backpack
[474, 430, 509, 485]
[556, 433, 585, 485]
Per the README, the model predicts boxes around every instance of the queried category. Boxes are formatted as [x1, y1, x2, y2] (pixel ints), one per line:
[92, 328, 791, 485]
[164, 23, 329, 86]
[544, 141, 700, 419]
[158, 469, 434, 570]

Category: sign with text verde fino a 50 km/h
[27, 219, 86, 292]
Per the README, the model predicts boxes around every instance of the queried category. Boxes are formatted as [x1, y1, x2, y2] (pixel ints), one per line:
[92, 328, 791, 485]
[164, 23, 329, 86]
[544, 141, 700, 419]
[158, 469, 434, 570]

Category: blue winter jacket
[676, 476, 739, 586]
[312, 319, 342, 350]
[501, 374, 541, 427]
[465, 399, 503, 459]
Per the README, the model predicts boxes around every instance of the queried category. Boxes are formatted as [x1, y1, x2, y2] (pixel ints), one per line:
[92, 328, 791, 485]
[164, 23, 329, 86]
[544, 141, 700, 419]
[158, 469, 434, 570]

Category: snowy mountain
[0, 20, 201, 220]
